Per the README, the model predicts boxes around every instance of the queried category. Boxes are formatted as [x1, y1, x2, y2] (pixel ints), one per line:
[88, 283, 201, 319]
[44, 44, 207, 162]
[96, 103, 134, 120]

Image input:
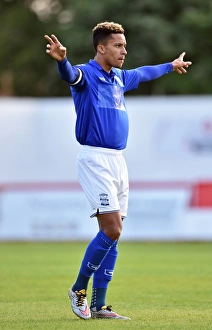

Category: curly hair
[92, 22, 125, 52]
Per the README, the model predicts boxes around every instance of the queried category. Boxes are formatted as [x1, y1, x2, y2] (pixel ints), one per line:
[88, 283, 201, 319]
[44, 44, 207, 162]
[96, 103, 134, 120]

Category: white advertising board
[0, 97, 212, 241]
[0, 189, 98, 240]
[0, 184, 212, 241]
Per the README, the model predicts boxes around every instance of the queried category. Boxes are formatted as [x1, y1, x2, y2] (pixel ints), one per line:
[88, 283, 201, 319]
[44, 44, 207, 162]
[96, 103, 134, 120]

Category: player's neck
[94, 55, 112, 73]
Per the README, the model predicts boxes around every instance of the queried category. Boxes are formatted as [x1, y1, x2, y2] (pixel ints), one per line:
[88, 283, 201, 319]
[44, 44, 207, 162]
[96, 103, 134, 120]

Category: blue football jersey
[57, 59, 173, 150]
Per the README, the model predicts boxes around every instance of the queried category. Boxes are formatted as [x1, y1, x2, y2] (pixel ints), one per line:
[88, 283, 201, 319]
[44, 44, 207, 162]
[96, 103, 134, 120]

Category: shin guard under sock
[72, 230, 115, 292]
[90, 241, 118, 310]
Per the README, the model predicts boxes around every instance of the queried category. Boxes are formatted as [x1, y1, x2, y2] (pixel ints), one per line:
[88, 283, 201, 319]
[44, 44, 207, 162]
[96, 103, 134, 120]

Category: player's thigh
[77, 148, 120, 215]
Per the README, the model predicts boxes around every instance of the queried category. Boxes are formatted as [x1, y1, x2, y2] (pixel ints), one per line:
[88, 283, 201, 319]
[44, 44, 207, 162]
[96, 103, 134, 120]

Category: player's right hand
[44, 34, 67, 62]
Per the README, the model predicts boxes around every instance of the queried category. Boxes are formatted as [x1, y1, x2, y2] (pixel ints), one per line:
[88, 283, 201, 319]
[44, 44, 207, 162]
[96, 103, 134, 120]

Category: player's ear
[97, 44, 105, 54]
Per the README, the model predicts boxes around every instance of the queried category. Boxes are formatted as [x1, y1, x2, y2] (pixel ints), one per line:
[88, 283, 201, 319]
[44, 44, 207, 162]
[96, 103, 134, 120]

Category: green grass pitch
[0, 241, 212, 329]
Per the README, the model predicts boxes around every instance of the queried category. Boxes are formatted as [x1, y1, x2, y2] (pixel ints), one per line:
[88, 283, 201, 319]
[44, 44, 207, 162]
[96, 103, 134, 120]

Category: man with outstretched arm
[44, 21, 192, 320]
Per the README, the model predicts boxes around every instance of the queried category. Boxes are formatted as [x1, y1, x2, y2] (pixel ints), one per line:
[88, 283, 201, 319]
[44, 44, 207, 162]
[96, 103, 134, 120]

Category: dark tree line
[0, 0, 212, 96]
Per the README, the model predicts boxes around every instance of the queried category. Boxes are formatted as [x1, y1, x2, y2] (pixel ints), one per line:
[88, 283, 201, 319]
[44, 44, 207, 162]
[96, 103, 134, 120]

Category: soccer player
[44, 22, 192, 320]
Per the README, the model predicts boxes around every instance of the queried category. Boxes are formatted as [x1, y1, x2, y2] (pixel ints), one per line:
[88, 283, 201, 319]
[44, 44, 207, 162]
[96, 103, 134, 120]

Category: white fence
[0, 96, 212, 241]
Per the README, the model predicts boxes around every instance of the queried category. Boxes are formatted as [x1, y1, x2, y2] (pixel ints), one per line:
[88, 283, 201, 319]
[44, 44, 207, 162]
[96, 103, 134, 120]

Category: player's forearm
[136, 63, 173, 82]
[57, 57, 79, 84]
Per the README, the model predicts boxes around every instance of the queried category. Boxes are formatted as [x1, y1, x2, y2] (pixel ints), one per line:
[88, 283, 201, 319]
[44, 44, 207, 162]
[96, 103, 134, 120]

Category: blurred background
[0, 0, 212, 241]
[1, 0, 212, 96]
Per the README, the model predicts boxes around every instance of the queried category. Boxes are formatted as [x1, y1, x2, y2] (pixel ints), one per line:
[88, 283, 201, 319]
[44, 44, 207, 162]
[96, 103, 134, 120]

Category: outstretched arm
[44, 34, 80, 84]
[133, 52, 192, 83]
[172, 52, 192, 74]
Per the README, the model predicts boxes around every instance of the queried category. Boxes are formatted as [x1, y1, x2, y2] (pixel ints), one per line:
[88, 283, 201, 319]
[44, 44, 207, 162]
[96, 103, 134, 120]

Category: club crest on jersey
[99, 193, 109, 206]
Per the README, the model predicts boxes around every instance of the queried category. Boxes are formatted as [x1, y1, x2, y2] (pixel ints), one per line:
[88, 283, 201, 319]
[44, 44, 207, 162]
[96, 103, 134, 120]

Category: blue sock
[72, 231, 115, 292]
[90, 242, 118, 310]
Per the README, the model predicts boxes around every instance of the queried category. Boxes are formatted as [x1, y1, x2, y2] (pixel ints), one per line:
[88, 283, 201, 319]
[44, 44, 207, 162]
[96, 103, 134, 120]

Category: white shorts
[77, 145, 129, 218]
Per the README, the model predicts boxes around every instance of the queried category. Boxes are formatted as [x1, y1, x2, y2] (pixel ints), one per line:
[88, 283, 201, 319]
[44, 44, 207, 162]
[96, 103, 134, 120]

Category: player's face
[101, 34, 127, 70]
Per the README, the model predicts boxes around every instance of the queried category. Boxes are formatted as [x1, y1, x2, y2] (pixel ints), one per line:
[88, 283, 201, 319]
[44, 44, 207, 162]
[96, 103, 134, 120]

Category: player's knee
[105, 227, 122, 241]
[97, 212, 122, 240]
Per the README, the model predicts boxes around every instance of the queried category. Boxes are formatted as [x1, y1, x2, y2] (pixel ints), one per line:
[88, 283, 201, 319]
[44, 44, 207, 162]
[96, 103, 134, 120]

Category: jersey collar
[89, 59, 116, 76]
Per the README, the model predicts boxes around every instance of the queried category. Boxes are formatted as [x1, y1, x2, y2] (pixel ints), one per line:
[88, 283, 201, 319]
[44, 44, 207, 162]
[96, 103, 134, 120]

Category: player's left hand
[172, 52, 192, 74]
